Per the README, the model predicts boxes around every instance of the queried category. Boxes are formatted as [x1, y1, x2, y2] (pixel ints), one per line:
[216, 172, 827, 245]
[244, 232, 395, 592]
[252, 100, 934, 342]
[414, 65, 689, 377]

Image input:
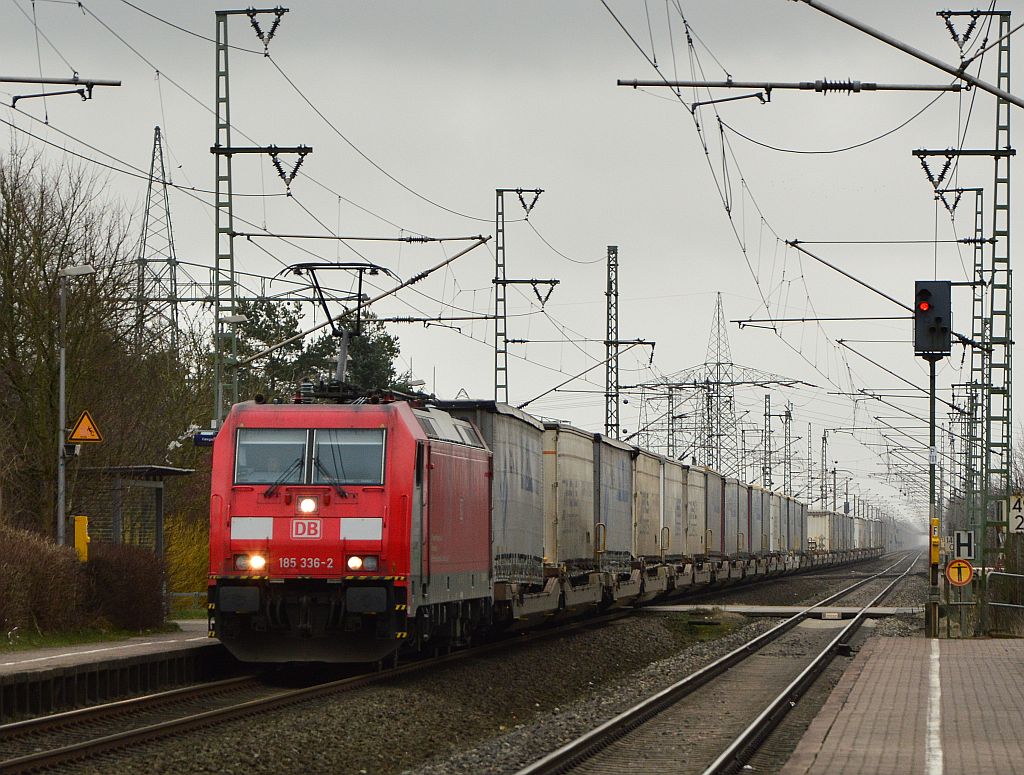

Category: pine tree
[234, 300, 405, 400]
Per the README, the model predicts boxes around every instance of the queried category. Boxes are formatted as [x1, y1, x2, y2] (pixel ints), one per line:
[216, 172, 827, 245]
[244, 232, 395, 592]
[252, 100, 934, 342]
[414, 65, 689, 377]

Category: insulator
[814, 79, 862, 95]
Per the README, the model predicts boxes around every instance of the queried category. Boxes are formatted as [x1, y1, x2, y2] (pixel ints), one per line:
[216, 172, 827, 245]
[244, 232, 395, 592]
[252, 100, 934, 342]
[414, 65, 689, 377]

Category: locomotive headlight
[346, 555, 378, 571]
[233, 553, 267, 572]
[297, 496, 319, 514]
[248, 554, 267, 571]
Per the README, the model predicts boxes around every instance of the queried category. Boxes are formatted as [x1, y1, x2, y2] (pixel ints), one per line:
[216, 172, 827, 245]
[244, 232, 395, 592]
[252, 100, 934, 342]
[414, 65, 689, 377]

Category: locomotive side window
[313, 429, 385, 485]
[454, 423, 484, 448]
[417, 416, 441, 439]
[235, 429, 307, 484]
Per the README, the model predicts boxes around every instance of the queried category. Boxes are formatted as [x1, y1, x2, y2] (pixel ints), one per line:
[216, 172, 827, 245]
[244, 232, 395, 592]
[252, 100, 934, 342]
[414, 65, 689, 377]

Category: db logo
[291, 519, 322, 540]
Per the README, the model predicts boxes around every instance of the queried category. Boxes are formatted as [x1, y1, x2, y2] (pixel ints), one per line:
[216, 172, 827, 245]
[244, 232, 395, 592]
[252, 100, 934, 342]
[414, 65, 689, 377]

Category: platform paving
[0, 619, 214, 676]
[781, 637, 1024, 775]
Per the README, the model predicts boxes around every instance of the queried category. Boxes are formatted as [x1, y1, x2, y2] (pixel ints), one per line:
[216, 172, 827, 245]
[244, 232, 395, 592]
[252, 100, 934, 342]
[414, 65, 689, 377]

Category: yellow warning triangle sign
[68, 410, 103, 444]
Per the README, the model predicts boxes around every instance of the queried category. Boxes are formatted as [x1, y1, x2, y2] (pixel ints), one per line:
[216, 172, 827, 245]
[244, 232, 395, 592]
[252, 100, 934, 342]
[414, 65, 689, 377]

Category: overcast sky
[3, 0, 1019, 527]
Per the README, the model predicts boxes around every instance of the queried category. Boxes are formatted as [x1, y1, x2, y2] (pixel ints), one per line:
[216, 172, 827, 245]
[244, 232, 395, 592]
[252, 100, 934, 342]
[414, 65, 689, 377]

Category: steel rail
[702, 552, 921, 774]
[0, 674, 259, 741]
[0, 553, 894, 772]
[513, 553, 913, 775]
[663, 559, 867, 604]
[0, 611, 631, 774]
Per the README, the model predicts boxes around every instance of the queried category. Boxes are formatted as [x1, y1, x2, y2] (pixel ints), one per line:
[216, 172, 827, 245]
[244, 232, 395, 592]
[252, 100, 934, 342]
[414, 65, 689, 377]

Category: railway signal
[914, 278, 951, 639]
[914, 280, 952, 356]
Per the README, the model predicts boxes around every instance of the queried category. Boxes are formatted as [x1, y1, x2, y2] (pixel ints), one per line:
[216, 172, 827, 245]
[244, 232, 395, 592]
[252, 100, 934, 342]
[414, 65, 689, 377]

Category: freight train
[208, 397, 897, 663]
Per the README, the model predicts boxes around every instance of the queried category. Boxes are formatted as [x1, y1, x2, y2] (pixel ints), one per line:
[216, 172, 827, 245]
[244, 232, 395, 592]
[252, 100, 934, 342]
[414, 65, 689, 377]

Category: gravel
[696, 553, 919, 607]
[402, 616, 778, 775]
[88, 614, 768, 775]
[403, 554, 930, 775]
[80, 553, 929, 775]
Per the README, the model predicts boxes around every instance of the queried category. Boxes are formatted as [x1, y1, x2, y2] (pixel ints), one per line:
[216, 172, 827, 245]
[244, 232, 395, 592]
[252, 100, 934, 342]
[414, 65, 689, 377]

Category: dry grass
[165, 513, 208, 597]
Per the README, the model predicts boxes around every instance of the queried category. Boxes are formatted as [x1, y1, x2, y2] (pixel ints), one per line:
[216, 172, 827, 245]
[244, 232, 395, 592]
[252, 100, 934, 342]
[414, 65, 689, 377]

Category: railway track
[0, 553, 901, 773]
[671, 551, 911, 606]
[513, 552, 920, 775]
[0, 611, 633, 773]
[0, 672, 324, 773]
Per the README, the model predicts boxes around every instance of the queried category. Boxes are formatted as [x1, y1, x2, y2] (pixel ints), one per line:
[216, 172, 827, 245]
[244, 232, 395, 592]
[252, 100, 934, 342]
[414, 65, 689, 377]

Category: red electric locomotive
[208, 398, 492, 663]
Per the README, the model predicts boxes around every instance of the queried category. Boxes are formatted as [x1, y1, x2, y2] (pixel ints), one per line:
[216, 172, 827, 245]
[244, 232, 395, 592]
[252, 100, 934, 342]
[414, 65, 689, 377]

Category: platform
[781, 637, 1024, 775]
[0, 619, 214, 676]
[645, 604, 922, 618]
[0, 621, 230, 721]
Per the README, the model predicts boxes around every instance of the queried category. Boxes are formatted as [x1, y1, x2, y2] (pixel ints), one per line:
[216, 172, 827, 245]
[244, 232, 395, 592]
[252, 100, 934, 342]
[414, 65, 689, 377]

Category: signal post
[915, 280, 951, 638]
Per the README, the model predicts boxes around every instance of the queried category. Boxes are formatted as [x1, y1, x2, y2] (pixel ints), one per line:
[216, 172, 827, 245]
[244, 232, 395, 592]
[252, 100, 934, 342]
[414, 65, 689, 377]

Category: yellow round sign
[945, 558, 974, 587]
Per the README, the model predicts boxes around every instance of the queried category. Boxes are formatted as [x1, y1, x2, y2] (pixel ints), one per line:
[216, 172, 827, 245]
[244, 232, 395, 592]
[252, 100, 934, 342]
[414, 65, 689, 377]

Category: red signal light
[917, 301, 930, 312]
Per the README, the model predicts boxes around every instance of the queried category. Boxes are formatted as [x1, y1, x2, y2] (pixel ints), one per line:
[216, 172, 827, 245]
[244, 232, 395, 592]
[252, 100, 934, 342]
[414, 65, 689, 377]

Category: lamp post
[57, 264, 95, 546]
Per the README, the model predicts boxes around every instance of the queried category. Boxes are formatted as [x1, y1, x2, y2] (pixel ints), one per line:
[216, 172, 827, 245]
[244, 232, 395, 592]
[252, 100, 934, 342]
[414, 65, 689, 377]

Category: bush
[85, 543, 166, 630]
[0, 523, 86, 636]
[0, 521, 170, 637]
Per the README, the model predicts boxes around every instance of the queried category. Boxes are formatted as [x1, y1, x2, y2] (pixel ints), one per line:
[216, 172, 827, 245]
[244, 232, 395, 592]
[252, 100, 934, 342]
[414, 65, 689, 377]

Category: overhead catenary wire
[236, 240, 607, 393]
[793, 0, 1024, 109]
[2, 107, 501, 334]
[656, 35, 778, 323]
[268, 56, 497, 225]
[602, 3, 952, 505]
[234, 232, 486, 243]
[517, 343, 642, 411]
[29, 0, 49, 122]
[73, 0, 431, 236]
[718, 89, 950, 155]
[14, 2, 951, 506]
[525, 221, 604, 265]
[115, 0, 263, 54]
[632, 3, 972, 425]
[1, 105, 284, 197]
[12, 0, 78, 75]
[0, 8, 767, 433]
[0, 112, 359, 282]
[236, 237, 491, 368]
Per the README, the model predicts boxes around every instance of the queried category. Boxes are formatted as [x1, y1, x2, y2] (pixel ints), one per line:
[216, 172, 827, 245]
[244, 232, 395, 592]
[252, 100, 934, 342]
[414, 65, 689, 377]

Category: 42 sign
[1009, 493, 1024, 535]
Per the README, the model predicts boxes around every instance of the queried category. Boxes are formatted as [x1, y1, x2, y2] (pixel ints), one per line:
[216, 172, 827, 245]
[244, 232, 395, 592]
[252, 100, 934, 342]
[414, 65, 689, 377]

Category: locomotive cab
[209, 402, 411, 662]
[208, 399, 492, 663]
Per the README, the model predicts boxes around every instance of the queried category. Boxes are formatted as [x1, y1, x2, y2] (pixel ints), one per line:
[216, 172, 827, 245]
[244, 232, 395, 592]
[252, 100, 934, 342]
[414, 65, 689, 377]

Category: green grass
[0, 622, 182, 653]
[168, 606, 209, 620]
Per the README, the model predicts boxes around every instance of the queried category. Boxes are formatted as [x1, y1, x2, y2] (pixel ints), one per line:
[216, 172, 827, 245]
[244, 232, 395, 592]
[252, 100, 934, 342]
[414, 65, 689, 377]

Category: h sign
[291, 519, 322, 540]
[954, 530, 975, 560]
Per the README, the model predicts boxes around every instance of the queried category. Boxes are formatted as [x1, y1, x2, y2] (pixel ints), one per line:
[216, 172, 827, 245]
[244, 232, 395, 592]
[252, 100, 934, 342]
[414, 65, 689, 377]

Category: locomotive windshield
[233, 427, 385, 486]
[313, 429, 385, 485]
[234, 429, 306, 484]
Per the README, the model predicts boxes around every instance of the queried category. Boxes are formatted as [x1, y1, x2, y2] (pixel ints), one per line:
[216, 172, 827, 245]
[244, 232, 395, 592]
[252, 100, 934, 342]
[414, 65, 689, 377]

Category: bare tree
[0, 146, 212, 535]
